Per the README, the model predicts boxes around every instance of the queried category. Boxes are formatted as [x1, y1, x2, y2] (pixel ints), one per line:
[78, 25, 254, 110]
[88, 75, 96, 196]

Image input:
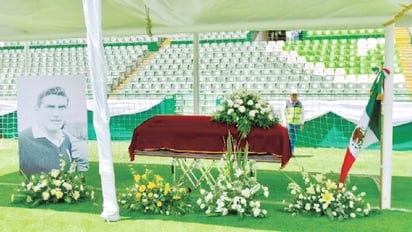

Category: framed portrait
[17, 76, 88, 175]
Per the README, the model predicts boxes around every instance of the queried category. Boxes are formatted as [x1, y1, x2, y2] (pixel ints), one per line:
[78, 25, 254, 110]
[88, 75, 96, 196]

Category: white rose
[50, 169, 60, 178]
[62, 182, 72, 191]
[216, 105, 224, 112]
[264, 190, 269, 198]
[222, 208, 228, 216]
[239, 106, 246, 113]
[241, 189, 250, 198]
[196, 198, 202, 205]
[247, 100, 254, 105]
[364, 209, 369, 215]
[33, 185, 41, 193]
[249, 110, 257, 118]
[235, 168, 244, 178]
[42, 191, 50, 201]
[255, 201, 261, 207]
[349, 201, 354, 208]
[249, 201, 255, 207]
[253, 208, 261, 217]
[227, 108, 234, 115]
[205, 192, 213, 203]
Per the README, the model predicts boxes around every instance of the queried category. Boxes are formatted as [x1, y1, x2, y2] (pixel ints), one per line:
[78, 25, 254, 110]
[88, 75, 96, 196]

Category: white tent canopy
[0, 0, 411, 41]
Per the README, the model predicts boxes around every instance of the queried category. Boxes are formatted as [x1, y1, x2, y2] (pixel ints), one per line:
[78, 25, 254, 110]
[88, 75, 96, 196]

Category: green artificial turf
[0, 139, 411, 232]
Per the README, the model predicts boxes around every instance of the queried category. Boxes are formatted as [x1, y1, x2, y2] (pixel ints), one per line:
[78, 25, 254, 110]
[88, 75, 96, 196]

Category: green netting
[0, 111, 18, 139]
[0, 97, 175, 141]
[297, 112, 412, 151]
[28, 42, 159, 51]
[2, 103, 412, 149]
[87, 97, 176, 141]
[298, 112, 355, 149]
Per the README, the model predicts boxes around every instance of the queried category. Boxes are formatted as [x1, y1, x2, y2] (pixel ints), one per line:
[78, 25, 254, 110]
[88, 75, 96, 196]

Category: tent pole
[381, 24, 394, 210]
[193, 33, 200, 115]
[83, 0, 119, 221]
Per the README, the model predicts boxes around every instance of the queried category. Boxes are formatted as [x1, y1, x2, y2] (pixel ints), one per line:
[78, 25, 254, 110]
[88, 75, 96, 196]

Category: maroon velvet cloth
[128, 115, 292, 168]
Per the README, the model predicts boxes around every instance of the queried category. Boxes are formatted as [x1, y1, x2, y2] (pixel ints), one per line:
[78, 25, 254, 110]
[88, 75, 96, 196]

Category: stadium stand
[0, 29, 411, 150]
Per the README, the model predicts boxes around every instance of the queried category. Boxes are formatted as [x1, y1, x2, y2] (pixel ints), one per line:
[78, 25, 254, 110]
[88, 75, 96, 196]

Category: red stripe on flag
[339, 147, 356, 185]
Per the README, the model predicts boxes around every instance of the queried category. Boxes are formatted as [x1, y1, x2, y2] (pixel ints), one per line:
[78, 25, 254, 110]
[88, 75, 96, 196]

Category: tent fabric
[0, 0, 411, 41]
[2, 99, 412, 126]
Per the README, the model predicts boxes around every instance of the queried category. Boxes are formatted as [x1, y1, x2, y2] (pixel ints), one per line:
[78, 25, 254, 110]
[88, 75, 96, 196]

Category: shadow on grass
[291, 154, 314, 158]
[1, 162, 412, 231]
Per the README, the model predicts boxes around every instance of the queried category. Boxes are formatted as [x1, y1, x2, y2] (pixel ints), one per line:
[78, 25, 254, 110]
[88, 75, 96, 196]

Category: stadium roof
[0, 0, 411, 41]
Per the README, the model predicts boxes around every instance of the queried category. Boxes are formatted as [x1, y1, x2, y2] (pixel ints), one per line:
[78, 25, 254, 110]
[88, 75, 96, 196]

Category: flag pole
[381, 24, 394, 209]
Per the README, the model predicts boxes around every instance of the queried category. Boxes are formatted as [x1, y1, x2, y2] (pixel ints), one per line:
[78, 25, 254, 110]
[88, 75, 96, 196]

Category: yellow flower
[53, 179, 62, 187]
[56, 190, 64, 199]
[164, 183, 171, 195]
[73, 191, 80, 200]
[155, 175, 163, 183]
[157, 201, 162, 207]
[173, 195, 181, 200]
[326, 179, 337, 190]
[142, 174, 147, 180]
[148, 181, 156, 190]
[135, 192, 142, 200]
[139, 185, 147, 193]
[50, 189, 57, 196]
[148, 192, 154, 198]
[322, 191, 335, 204]
[134, 174, 141, 183]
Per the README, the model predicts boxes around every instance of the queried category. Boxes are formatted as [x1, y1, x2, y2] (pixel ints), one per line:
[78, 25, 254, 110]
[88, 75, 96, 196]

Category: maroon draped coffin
[128, 115, 292, 168]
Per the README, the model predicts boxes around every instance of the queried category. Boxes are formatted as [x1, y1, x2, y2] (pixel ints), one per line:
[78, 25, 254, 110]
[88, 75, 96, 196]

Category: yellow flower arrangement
[119, 167, 192, 215]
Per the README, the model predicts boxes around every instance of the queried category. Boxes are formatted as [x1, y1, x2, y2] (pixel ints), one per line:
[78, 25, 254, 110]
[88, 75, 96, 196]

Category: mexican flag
[339, 68, 390, 186]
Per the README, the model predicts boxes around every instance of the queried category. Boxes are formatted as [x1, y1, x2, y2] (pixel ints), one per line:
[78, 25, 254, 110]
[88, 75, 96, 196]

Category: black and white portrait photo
[17, 76, 88, 176]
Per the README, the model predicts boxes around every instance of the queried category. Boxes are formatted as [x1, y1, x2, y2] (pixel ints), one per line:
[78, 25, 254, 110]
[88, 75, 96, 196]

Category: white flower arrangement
[196, 133, 269, 219]
[11, 160, 94, 207]
[213, 89, 278, 138]
[284, 171, 371, 220]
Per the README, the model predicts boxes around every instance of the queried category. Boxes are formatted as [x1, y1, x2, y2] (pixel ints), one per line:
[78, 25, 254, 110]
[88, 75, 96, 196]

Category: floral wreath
[212, 89, 279, 138]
